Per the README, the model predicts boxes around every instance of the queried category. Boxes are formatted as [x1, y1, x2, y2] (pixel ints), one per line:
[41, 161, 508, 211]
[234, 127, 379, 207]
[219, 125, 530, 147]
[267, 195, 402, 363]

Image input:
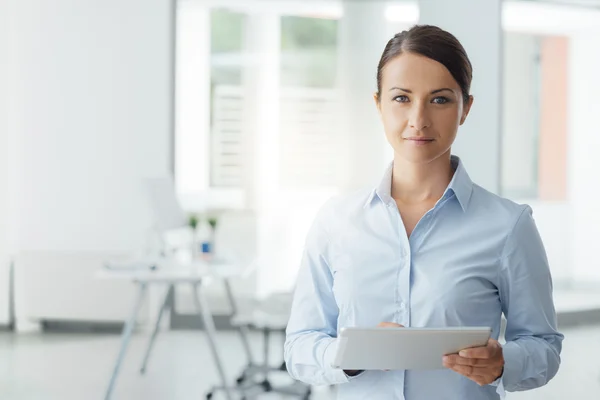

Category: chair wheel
[261, 379, 272, 391]
[236, 374, 245, 384]
[206, 392, 213, 400]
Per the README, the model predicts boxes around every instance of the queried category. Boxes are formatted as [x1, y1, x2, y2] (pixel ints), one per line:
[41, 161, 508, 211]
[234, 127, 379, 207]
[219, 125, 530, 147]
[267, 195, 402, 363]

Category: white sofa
[13, 251, 149, 330]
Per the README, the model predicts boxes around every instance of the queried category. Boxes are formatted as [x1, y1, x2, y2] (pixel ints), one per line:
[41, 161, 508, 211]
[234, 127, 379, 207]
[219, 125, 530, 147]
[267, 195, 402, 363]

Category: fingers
[444, 350, 504, 387]
[443, 355, 489, 367]
[443, 363, 496, 386]
[443, 339, 504, 387]
[459, 347, 490, 359]
[447, 364, 484, 378]
[454, 369, 495, 386]
[459, 339, 500, 359]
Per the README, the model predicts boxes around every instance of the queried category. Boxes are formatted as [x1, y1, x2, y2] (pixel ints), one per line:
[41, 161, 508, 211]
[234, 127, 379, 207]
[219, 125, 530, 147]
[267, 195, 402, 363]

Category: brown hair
[376, 25, 472, 103]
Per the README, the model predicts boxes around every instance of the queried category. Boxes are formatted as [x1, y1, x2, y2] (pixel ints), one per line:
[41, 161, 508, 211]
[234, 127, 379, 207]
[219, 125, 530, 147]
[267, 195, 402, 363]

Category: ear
[459, 95, 474, 125]
[374, 92, 382, 115]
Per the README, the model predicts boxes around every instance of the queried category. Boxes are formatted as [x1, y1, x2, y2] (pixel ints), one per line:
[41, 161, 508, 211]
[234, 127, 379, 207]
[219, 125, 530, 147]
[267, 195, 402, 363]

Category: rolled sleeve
[488, 341, 524, 397]
[499, 341, 526, 391]
[489, 376, 506, 398]
[496, 205, 564, 392]
[324, 338, 353, 383]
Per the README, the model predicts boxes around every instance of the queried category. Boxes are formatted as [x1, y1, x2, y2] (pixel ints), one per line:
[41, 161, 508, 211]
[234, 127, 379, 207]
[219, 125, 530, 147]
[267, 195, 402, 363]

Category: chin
[395, 148, 445, 165]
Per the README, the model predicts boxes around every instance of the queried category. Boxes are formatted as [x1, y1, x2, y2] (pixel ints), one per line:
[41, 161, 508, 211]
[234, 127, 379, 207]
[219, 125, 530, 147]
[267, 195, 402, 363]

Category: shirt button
[399, 302, 406, 310]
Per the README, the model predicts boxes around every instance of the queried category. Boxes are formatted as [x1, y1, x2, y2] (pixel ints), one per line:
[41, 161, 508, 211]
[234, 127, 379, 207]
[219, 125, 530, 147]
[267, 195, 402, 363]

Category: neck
[391, 151, 454, 204]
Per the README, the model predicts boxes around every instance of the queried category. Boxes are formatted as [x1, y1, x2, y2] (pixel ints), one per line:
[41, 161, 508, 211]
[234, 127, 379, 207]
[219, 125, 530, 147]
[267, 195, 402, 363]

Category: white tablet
[332, 327, 492, 371]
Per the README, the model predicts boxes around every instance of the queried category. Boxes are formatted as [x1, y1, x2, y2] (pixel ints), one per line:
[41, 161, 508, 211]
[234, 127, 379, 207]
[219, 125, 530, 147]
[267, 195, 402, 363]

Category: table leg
[140, 284, 173, 374]
[223, 279, 254, 364]
[192, 282, 234, 400]
[104, 282, 148, 400]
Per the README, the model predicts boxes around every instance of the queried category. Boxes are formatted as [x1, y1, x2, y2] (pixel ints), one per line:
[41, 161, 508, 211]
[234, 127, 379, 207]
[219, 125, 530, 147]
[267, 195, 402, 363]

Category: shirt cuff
[489, 375, 506, 398]
[323, 338, 353, 384]
[489, 341, 524, 395]
[501, 341, 525, 391]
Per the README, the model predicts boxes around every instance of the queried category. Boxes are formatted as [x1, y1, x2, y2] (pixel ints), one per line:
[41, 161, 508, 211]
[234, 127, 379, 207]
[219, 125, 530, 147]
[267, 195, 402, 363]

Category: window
[175, 3, 345, 210]
[501, 32, 568, 201]
[280, 15, 338, 88]
[174, 3, 246, 210]
[209, 9, 245, 188]
[278, 16, 341, 188]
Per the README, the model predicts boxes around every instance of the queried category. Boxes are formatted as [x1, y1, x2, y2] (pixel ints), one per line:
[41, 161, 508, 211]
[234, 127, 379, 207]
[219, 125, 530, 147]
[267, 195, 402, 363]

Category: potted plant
[188, 214, 199, 231]
[206, 215, 219, 255]
[188, 214, 200, 256]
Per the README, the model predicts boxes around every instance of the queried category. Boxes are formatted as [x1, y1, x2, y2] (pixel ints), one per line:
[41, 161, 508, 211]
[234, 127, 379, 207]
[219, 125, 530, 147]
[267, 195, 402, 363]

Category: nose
[408, 102, 432, 131]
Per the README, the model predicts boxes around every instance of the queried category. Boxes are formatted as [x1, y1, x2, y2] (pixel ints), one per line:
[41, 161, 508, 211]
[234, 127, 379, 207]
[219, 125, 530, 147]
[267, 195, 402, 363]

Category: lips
[404, 137, 434, 143]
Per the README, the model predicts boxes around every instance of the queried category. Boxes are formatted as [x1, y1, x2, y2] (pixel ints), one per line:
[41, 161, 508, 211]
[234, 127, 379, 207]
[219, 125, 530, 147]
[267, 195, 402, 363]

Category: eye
[432, 96, 450, 104]
[393, 95, 409, 103]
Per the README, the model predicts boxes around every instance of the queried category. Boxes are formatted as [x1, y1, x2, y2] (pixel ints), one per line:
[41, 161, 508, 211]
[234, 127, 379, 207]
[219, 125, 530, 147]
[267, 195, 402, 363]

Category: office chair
[227, 290, 311, 400]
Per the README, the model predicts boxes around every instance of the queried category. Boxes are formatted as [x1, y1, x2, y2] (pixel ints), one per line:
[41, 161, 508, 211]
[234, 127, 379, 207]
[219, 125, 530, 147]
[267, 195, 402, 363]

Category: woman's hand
[442, 339, 505, 386]
[343, 322, 404, 376]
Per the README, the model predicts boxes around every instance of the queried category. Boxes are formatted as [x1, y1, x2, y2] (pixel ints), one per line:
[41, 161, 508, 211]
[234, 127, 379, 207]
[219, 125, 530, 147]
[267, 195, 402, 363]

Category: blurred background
[1, 0, 599, 399]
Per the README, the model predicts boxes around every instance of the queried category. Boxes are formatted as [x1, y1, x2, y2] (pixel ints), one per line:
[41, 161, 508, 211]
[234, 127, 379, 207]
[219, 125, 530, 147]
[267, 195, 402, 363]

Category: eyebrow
[389, 87, 455, 95]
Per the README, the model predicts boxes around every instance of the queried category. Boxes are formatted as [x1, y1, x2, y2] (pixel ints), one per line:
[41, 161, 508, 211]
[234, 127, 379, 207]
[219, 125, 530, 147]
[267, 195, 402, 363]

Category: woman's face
[375, 52, 473, 165]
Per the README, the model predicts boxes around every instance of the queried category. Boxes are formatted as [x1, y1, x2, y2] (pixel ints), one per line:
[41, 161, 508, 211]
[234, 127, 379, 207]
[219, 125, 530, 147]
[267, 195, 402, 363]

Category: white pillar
[174, 3, 211, 198]
[568, 30, 600, 283]
[242, 13, 281, 213]
[241, 12, 282, 297]
[337, 1, 391, 190]
[419, 0, 503, 193]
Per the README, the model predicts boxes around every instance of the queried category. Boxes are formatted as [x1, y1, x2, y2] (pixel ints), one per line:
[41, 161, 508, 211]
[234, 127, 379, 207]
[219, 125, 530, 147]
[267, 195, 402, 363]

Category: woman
[284, 25, 563, 400]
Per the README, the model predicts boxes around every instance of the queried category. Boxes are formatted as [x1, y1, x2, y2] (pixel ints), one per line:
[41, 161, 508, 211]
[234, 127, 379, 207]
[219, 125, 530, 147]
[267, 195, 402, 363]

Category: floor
[0, 325, 599, 400]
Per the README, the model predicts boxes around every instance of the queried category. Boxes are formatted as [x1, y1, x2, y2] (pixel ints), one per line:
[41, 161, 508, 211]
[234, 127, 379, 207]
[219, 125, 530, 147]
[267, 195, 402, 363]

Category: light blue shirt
[284, 156, 563, 400]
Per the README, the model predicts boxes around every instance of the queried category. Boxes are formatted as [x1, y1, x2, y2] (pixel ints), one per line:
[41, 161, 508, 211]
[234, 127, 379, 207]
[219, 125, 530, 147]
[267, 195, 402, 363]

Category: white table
[97, 258, 253, 400]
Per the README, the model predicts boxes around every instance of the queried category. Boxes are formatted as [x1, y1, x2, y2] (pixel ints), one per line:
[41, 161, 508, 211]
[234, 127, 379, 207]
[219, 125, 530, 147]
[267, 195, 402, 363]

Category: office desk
[97, 259, 246, 400]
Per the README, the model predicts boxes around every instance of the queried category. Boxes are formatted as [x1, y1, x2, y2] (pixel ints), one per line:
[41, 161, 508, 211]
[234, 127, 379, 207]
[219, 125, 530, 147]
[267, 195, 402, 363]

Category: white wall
[0, 0, 15, 325]
[568, 30, 600, 283]
[10, 0, 172, 253]
[6, 0, 173, 326]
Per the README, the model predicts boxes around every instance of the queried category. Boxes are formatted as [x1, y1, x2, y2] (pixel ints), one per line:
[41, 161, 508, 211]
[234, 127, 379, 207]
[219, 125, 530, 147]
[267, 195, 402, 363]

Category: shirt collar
[364, 155, 473, 212]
